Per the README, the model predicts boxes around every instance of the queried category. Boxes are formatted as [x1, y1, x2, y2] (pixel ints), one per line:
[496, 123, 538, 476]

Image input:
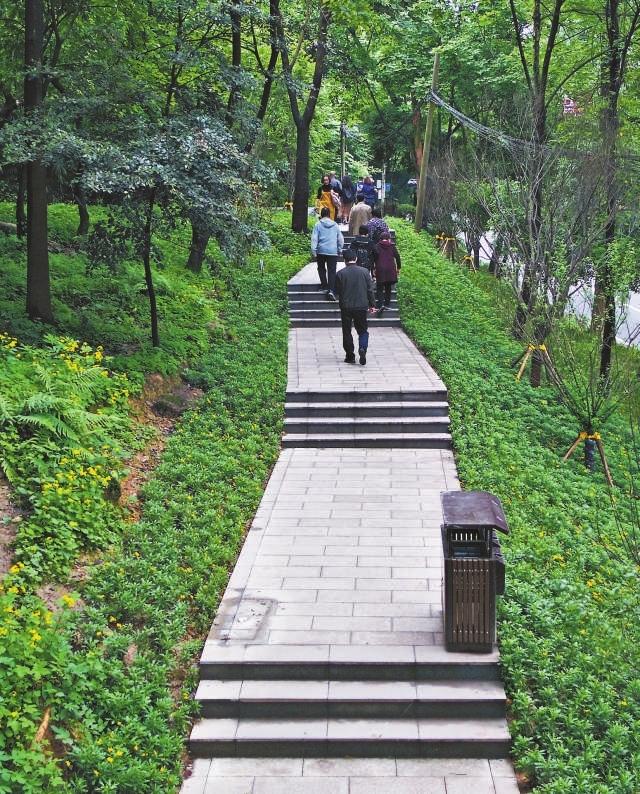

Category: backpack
[354, 237, 371, 269]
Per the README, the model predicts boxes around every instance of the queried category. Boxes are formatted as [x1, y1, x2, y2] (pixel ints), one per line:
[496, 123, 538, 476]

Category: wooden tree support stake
[563, 431, 614, 488]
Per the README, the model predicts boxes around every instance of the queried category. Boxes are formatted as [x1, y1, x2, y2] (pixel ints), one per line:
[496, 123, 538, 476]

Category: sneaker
[359, 348, 367, 366]
[327, 291, 337, 302]
[344, 355, 356, 364]
[377, 305, 385, 315]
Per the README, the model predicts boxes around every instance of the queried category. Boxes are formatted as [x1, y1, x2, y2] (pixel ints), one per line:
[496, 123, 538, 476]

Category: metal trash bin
[441, 491, 509, 653]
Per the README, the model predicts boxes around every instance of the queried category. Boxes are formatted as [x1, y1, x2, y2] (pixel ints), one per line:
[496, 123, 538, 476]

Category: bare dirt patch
[120, 374, 203, 521]
[0, 477, 23, 577]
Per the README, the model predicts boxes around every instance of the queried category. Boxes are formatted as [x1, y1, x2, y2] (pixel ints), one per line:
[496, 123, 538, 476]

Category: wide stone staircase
[190, 645, 510, 758]
[288, 280, 400, 328]
[282, 389, 452, 449]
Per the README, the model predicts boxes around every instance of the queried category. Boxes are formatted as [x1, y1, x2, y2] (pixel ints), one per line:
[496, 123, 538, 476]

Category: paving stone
[349, 779, 446, 794]
[489, 759, 517, 778]
[444, 777, 495, 794]
[180, 778, 207, 794]
[268, 630, 350, 645]
[187, 758, 212, 779]
[236, 718, 327, 740]
[492, 779, 520, 794]
[210, 758, 303, 777]
[316, 588, 391, 603]
[303, 758, 396, 776]
[275, 602, 353, 617]
[396, 759, 492, 777]
[313, 616, 391, 632]
[240, 680, 328, 702]
[202, 778, 254, 794]
[253, 779, 348, 794]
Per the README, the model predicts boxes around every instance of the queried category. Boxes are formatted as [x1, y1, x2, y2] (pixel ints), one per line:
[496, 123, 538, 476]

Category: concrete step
[285, 389, 448, 403]
[288, 284, 397, 294]
[196, 679, 507, 719]
[282, 432, 452, 449]
[284, 417, 451, 435]
[288, 294, 397, 306]
[289, 309, 399, 320]
[290, 317, 402, 328]
[199, 646, 499, 681]
[189, 716, 511, 758]
[284, 401, 449, 418]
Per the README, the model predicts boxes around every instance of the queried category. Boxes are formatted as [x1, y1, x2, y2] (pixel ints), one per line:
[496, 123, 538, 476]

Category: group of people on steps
[310, 172, 401, 367]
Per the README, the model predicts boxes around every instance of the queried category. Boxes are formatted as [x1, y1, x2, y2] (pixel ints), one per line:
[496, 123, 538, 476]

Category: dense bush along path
[181, 258, 520, 793]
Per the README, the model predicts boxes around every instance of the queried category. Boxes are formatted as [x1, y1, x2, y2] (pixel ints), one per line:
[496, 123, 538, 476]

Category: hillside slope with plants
[0, 208, 306, 792]
[395, 223, 640, 794]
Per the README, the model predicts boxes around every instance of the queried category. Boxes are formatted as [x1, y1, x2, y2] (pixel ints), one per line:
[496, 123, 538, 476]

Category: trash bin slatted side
[445, 558, 495, 652]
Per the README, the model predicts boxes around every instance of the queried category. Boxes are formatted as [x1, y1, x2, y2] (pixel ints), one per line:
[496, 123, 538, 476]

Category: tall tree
[276, 0, 331, 233]
[596, 0, 640, 377]
[24, 0, 53, 323]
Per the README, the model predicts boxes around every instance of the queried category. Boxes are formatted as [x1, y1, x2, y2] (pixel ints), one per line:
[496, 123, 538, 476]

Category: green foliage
[395, 223, 640, 793]
[0, 210, 304, 791]
[0, 332, 134, 580]
[0, 203, 220, 377]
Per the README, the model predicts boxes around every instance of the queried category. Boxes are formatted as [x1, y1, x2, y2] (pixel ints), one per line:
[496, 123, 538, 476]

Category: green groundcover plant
[395, 223, 640, 794]
[0, 209, 306, 792]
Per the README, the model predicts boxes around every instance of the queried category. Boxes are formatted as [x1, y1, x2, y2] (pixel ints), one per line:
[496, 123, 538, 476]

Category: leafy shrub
[0, 208, 305, 791]
[395, 222, 640, 793]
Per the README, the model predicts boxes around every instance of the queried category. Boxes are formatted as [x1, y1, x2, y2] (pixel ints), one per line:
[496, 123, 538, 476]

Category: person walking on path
[362, 175, 378, 209]
[335, 248, 376, 365]
[348, 193, 372, 236]
[372, 231, 401, 313]
[329, 171, 343, 196]
[311, 207, 344, 301]
[367, 207, 390, 243]
[353, 225, 374, 274]
[339, 174, 357, 223]
[316, 174, 341, 221]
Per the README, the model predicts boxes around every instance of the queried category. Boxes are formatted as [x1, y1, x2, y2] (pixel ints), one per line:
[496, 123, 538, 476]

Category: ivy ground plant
[394, 222, 640, 794]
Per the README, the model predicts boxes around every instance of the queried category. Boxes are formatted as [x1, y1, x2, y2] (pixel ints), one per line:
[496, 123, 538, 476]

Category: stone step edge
[285, 390, 448, 402]
[189, 717, 512, 758]
[284, 416, 450, 426]
[281, 432, 452, 446]
[284, 400, 449, 409]
[200, 644, 499, 668]
[195, 679, 507, 703]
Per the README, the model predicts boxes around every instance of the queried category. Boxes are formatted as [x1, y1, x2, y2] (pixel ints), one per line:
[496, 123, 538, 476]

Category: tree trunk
[473, 239, 480, 270]
[599, 0, 623, 379]
[226, 1, 242, 125]
[291, 121, 310, 233]
[186, 223, 210, 273]
[143, 194, 160, 347]
[75, 190, 90, 236]
[24, 0, 53, 323]
[16, 166, 26, 238]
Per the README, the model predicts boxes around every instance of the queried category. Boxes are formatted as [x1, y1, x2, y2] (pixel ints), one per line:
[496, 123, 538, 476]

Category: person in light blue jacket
[311, 208, 344, 300]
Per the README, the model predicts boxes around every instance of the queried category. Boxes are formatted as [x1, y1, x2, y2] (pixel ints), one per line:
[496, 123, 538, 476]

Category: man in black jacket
[335, 248, 376, 365]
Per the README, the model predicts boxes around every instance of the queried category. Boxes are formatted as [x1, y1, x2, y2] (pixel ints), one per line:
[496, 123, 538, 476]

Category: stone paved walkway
[181, 261, 519, 793]
[206, 447, 454, 648]
[182, 757, 519, 794]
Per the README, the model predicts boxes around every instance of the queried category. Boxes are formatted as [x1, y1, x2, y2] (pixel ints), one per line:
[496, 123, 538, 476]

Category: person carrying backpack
[353, 225, 374, 274]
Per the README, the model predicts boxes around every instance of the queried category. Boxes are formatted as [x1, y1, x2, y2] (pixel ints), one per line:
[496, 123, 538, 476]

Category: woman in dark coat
[372, 231, 401, 311]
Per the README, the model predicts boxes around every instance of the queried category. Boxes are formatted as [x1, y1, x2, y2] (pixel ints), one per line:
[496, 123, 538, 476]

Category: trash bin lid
[441, 491, 509, 535]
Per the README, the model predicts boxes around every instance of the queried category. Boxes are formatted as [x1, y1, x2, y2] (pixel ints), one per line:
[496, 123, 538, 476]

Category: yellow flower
[61, 595, 76, 608]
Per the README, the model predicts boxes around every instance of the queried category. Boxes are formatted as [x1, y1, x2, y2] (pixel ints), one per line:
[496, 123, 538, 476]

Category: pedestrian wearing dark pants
[335, 248, 376, 365]
[311, 207, 344, 300]
[372, 231, 401, 313]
